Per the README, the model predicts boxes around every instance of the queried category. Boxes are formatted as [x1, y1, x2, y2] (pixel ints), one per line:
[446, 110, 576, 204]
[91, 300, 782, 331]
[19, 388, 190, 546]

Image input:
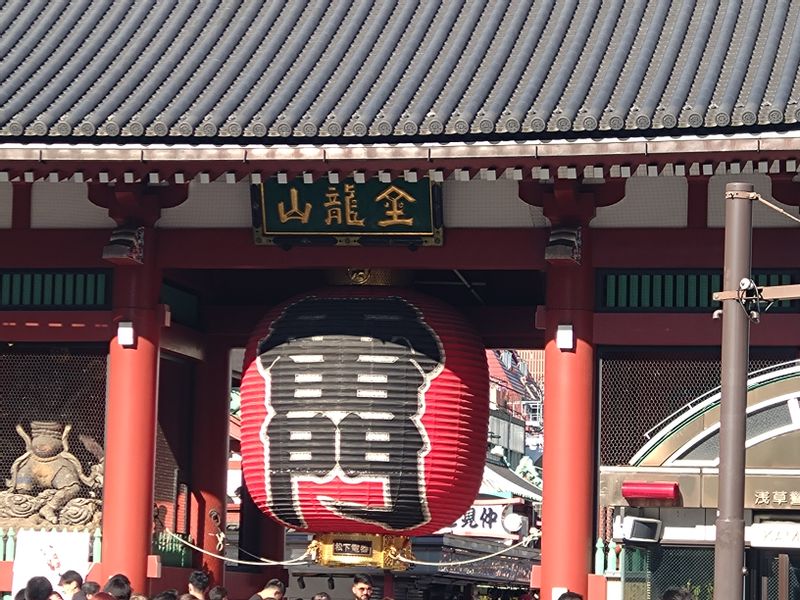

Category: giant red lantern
[239, 286, 489, 539]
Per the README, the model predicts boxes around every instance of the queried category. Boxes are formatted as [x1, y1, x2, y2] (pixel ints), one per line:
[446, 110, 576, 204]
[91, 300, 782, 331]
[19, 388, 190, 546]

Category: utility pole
[712, 182, 753, 600]
[712, 185, 800, 599]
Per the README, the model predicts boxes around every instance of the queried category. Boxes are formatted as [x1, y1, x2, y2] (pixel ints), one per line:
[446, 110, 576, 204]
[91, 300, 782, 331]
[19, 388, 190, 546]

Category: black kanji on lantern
[256, 296, 444, 530]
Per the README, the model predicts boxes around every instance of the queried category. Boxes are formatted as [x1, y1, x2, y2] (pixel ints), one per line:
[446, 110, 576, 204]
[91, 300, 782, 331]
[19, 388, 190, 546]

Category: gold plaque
[313, 533, 414, 571]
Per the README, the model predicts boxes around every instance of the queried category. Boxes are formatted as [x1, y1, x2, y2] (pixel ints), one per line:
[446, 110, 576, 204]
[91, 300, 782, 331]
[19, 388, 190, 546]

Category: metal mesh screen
[0, 344, 106, 527]
[622, 546, 715, 600]
[599, 349, 795, 466]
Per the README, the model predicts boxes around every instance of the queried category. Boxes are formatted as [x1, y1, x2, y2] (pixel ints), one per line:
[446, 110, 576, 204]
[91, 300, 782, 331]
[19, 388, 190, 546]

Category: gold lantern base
[312, 533, 414, 571]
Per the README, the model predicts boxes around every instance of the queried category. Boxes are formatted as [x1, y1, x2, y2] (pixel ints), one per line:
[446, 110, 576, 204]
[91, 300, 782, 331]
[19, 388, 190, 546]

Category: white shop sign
[749, 521, 800, 548]
[436, 498, 528, 541]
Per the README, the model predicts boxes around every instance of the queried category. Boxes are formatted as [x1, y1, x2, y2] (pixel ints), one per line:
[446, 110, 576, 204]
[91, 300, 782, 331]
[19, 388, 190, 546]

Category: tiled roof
[2, 1, 799, 142]
[488, 350, 528, 396]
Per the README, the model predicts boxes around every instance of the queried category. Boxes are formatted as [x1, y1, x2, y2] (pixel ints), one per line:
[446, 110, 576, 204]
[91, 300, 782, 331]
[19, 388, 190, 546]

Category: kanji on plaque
[251, 177, 442, 246]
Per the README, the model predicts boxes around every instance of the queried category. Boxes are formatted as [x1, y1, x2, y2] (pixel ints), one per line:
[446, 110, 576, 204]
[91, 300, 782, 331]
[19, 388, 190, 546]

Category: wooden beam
[0, 310, 112, 341]
[713, 284, 800, 302]
[157, 228, 547, 270]
[204, 304, 544, 349]
[161, 322, 205, 361]
[595, 312, 800, 346]
[0, 228, 547, 270]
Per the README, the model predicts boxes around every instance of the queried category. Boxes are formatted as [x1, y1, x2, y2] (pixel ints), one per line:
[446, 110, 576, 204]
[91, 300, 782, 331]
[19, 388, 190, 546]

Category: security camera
[739, 278, 755, 290]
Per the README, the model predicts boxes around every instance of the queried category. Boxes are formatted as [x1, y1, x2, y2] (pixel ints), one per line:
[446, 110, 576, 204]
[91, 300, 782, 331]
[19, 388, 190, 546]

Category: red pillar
[190, 342, 231, 585]
[540, 184, 595, 599]
[103, 229, 162, 591]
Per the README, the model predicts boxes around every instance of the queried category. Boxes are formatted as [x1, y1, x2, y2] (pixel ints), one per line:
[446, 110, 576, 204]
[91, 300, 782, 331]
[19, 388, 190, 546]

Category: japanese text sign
[251, 178, 442, 245]
[437, 498, 527, 541]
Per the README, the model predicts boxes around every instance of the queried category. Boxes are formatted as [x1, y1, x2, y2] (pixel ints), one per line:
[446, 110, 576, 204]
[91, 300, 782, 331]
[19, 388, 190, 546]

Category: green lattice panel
[0, 270, 110, 310]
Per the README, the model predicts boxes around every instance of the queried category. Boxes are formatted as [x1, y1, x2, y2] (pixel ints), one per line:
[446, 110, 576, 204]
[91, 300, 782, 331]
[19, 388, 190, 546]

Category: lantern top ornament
[239, 286, 490, 538]
[325, 267, 413, 286]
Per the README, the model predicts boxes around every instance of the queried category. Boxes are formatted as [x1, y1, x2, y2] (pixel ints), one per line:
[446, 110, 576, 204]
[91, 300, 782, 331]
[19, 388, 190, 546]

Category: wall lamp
[327, 576, 335, 590]
[555, 324, 574, 351]
[117, 321, 136, 348]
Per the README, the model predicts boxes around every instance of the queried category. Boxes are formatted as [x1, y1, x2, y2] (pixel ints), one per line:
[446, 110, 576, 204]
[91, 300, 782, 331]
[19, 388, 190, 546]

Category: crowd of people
[17, 571, 377, 600]
[18, 571, 697, 600]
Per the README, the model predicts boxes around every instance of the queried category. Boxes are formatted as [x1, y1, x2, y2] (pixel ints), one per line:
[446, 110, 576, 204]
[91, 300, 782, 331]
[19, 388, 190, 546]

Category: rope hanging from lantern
[388, 530, 540, 567]
[159, 527, 318, 566]
[155, 508, 540, 569]
[153, 508, 317, 566]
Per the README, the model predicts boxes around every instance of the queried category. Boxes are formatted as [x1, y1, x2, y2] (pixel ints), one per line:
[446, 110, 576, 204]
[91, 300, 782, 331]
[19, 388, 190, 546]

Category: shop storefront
[599, 361, 800, 600]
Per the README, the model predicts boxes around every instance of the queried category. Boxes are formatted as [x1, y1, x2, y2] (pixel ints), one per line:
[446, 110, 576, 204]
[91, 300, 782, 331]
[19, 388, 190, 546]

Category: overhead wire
[749, 191, 800, 226]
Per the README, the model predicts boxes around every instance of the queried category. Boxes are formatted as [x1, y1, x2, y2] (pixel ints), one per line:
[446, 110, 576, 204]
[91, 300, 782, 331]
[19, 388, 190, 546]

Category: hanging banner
[250, 178, 443, 246]
[11, 529, 91, 595]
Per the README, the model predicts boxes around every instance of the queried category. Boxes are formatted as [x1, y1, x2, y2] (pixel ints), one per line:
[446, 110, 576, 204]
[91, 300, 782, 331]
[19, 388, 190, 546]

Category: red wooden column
[103, 229, 162, 591]
[90, 183, 186, 592]
[190, 342, 231, 585]
[540, 182, 596, 600]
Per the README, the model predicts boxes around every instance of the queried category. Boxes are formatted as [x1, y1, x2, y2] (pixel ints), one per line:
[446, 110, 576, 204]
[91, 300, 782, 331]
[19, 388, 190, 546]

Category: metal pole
[713, 182, 754, 600]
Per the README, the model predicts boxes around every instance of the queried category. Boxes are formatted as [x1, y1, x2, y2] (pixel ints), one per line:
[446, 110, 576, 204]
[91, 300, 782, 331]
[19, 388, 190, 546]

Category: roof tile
[1, 0, 798, 141]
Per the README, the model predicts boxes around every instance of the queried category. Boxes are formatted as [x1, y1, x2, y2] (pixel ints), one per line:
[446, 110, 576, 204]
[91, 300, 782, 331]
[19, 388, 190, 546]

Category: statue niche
[0, 421, 103, 527]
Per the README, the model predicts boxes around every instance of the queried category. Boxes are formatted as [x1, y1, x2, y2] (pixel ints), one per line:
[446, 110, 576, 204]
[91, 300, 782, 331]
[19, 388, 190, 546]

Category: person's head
[130, 595, 148, 600]
[25, 577, 53, 600]
[188, 572, 210, 595]
[262, 580, 285, 600]
[152, 591, 179, 600]
[60, 571, 84, 596]
[556, 594, 582, 600]
[82, 583, 100, 600]
[312, 594, 331, 600]
[660, 590, 694, 600]
[26, 577, 54, 600]
[352, 575, 373, 600]
[207, 587, 226, 600]
[103, 574, 132, 600]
